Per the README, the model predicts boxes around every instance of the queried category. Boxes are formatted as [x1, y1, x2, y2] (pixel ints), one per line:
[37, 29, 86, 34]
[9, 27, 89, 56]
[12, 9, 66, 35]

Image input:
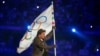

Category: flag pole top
[51, 1, 53, 5]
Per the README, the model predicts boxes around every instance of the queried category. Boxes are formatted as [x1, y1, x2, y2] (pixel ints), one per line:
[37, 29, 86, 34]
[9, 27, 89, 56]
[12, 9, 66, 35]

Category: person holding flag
[32, 27, 56, 56]
[17, 2, 57, 56]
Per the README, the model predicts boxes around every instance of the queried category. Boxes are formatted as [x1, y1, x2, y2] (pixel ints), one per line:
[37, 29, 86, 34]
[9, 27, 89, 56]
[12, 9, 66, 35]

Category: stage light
[90, 25, 93, 28]
[96, 48, 99, 52]
[2, 1, 5, 4]
[27, 25, 31, 30]
[72, 28, 76, 32]
[37, 6, 39, 9]
[27, 25, 32, 32]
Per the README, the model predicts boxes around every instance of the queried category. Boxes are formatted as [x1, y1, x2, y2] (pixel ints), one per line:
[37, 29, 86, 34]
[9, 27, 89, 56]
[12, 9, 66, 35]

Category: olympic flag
[17, 3, 55, 54]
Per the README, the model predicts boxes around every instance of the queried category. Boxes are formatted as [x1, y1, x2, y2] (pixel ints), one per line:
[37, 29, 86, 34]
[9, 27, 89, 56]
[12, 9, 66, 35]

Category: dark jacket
[32, 30, 53, 56]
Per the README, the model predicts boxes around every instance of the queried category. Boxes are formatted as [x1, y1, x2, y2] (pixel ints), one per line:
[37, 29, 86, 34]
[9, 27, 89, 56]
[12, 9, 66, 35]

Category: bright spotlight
[72, 28, 76, 32]
[90, 25, 93, 28]
[37, 6, 39, 9]
[27, 25, 32, 32]
[2, 1, 5, 4]
[27, 25, 31, 29]
[96, 48, 99, 52]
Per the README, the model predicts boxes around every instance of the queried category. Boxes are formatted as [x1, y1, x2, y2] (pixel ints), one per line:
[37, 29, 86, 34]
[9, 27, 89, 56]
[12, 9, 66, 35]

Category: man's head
[37, 29, 46, 39]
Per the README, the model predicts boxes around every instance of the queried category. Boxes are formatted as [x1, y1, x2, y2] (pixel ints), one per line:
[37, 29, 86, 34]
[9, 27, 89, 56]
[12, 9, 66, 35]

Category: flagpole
[53, 28, 56, 56]
[52, 1, 56, 56]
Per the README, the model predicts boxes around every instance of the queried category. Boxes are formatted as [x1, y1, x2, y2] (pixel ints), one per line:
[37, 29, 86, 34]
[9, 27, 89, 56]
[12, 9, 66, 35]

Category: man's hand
[52, 26, 56, 29]
[52, 45, 56, 48]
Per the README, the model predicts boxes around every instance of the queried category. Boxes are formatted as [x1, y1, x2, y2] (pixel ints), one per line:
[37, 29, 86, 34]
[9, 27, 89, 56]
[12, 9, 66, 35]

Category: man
[32, 28, 56, 56]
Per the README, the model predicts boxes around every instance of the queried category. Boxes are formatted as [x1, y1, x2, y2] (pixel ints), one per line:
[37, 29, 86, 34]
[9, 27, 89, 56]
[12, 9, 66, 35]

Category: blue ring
[36, 16, 47, 23]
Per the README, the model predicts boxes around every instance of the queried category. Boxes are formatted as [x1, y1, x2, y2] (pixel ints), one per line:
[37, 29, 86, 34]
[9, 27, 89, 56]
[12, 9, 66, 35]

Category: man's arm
[45, 26, 56, 40]
[36, 38, 54, 49]
[45, 30, 53, 41]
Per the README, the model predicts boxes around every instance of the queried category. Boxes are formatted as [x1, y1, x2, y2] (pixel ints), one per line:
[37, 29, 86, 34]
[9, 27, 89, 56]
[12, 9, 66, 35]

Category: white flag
[17, 4, 55, 53]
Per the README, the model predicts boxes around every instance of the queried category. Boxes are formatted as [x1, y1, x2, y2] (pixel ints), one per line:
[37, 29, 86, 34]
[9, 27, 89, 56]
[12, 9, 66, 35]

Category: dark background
[0, 0, 100, 56]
